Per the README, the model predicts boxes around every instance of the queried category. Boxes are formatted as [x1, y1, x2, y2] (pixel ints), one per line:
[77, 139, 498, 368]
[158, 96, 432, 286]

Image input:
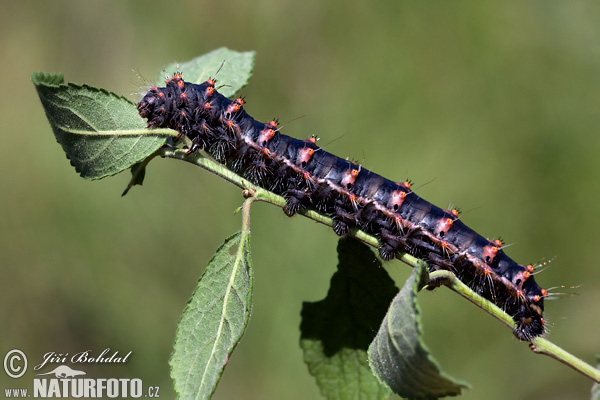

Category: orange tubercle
[341, 169, 358, 188]
[259, 128, 276, 145]
[226, 103, 241, 114]
[435, 217, 454, 237]
[482, 244, 499, 263]
[298, 147, 314, 165]
[390, 190, 407, 211]
[526, 264, 534, 273]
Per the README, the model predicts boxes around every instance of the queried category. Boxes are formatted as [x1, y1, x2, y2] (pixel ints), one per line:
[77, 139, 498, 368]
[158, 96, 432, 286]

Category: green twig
[427, 270, 515, 331]
[240, 193, 254, 241]
[530, 338, 600, 383]
[156, 146, 600, 384]
[428, 270, 600, 383]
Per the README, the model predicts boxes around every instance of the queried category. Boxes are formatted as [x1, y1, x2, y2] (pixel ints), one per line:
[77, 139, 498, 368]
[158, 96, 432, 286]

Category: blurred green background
[2, 1, 599, 399]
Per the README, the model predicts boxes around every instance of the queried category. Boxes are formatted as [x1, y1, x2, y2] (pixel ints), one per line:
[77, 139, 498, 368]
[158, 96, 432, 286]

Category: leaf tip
[31, 72, 65, 87]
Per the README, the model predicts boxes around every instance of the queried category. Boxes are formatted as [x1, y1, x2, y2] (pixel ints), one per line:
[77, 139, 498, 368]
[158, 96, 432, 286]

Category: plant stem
[427, 270, 516, 331]
[428, 269, 600, 383]
[530, 338, 600, 383]
[240, 194, 254, 242]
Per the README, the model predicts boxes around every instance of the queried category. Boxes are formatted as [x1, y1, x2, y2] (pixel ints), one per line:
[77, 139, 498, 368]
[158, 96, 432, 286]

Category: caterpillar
[137, 72, 547, 341]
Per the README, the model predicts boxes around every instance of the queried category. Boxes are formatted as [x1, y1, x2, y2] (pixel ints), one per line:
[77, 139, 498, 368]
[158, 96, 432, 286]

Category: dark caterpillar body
[138, 73, 547, 341]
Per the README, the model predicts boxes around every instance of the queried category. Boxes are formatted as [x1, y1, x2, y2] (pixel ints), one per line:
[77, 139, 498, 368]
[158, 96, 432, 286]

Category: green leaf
[32, 72, 176, 179]
[368, 262, 469, 399]
[162, 47, 256, 98]
[170, 231, 253, 400]
[300, 237, 396, 400]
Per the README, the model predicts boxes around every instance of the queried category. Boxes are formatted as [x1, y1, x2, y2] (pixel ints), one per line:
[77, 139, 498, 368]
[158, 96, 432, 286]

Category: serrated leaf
[170, 231, 253, 400]
[368, 262, 469, 399]
[162, 47, 256, 98]
[32, 72, 177, 179]
[300, 237, 396, 400]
